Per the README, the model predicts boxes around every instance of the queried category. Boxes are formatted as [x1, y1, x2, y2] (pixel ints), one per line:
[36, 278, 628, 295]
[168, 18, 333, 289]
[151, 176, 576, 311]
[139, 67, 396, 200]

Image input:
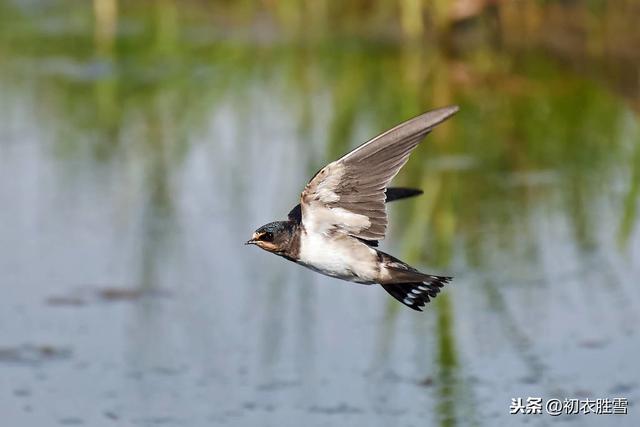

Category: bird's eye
[262, 232, 274, 242]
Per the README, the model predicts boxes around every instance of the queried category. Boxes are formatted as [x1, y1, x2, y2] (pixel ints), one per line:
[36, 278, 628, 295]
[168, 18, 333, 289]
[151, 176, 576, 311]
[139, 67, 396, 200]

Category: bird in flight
[246, 106, 458, 311]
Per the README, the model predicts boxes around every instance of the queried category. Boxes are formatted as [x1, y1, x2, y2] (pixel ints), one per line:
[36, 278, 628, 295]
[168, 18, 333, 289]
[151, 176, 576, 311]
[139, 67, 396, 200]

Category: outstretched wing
[300, 106, 458, 240]
[287, 187, 423, 224]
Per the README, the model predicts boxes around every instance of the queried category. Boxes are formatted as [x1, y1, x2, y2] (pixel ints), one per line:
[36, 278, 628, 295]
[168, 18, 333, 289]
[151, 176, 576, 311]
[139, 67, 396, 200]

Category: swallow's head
[246, 221, 295, 254]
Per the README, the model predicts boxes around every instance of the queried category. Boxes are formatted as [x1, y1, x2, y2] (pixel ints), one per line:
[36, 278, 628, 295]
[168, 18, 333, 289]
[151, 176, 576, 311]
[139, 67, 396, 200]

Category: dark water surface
[1, 1, 639, 426]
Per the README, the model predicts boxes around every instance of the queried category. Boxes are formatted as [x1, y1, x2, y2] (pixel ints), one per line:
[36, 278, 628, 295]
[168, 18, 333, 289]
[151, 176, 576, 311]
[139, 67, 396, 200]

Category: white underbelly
[298, 233, 378, 283]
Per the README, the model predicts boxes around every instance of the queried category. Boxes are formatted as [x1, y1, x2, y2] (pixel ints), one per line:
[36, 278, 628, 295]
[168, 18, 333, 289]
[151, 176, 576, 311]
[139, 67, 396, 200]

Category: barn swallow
[247, 106, 458, 311]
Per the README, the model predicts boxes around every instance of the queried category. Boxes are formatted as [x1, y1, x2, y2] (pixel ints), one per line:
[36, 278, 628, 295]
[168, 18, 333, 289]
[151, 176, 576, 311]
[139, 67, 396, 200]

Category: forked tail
[381, 276, 451, 311]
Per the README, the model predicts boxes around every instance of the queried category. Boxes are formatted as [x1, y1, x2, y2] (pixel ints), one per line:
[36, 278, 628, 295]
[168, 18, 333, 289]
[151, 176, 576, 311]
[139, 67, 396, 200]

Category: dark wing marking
[381, 277, 451, 311]
[385, 187, 423, 202]
[356, 237, 379, 247]
[287, 204, 302, 223]
[300, 106, 458, 240]
[287, 187, 423, 225]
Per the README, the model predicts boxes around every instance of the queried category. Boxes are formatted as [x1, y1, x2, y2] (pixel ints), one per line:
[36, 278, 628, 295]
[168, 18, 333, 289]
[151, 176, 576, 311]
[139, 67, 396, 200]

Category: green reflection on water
[434, 294, 459, 427]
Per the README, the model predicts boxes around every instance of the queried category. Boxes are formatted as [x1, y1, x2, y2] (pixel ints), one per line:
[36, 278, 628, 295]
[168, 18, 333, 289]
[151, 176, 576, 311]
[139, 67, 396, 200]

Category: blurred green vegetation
[1, 1, 638, 425]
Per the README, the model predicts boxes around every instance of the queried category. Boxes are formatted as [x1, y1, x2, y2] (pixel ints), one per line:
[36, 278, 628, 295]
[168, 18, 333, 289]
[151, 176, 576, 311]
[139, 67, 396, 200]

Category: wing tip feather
[419, 105, 459, 128]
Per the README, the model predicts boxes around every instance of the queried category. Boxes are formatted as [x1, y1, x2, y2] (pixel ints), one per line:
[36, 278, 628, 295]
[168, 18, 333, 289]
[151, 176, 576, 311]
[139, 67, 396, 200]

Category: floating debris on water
[45, 287, 170, 307]
[308, 403, 363, 415]
[0, 344, 72, 366]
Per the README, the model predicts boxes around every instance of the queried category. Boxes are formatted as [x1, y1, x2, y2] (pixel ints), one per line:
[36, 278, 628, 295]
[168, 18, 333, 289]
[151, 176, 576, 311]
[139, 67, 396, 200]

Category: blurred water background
[1, 0, 639, 426]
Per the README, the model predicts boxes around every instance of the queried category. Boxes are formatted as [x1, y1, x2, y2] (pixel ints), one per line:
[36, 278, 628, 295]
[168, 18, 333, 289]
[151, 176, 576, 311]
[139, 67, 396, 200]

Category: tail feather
[381, 276, 451, 311]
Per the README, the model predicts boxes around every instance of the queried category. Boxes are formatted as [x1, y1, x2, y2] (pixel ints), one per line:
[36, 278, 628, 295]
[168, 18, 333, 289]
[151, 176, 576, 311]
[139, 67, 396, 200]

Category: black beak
[245, 239, 256, 245]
